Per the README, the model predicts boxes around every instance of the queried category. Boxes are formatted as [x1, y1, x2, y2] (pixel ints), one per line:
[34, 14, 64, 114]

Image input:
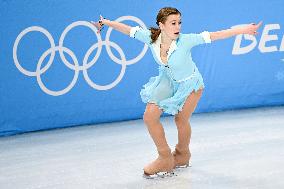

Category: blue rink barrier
[0, 0, 284, 136]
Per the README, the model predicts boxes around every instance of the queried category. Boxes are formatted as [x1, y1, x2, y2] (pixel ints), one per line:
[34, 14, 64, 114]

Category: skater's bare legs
[143, 103, 174, 174]
[173, 88, 203, 166]
[143, 103, 167, 150]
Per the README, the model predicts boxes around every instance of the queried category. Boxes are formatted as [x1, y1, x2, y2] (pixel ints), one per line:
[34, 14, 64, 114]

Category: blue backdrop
[1, 0, 284, 136]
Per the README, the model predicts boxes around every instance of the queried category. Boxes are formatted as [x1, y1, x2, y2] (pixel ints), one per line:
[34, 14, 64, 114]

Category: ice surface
[1, 106, 284, 189]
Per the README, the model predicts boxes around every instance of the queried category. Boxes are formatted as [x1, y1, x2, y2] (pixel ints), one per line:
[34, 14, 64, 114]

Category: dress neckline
[160, 44, 169, 65]
[152, 33, 178, 66]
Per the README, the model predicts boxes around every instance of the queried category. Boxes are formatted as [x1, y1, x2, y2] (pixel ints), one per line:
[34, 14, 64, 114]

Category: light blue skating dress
[130, 26, 211, 115]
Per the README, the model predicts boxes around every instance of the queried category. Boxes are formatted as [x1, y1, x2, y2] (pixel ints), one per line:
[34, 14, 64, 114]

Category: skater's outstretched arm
[91, 15, 151, 45]
[91, 15, 131, 35]
[209, 21, 262, 41]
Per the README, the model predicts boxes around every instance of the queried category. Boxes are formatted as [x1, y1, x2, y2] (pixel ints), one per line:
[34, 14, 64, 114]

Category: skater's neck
[161, 32, 173, 46]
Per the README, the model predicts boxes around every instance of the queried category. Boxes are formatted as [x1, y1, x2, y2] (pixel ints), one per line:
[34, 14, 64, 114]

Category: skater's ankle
[156, 148, 173, 159]
[157, 147, 171, 154]
[175, 145, 190, 153]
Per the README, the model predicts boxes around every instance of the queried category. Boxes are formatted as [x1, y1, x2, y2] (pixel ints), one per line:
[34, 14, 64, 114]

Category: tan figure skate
[143, 149, 176, 179]
[172, 146, 192, 169]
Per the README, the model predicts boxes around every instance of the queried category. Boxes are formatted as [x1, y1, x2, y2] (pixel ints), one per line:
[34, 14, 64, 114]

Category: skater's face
[159, 14, 181, 40]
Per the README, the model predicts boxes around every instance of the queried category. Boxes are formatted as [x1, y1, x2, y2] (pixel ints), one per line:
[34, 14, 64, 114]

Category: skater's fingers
[99, 15, 105, 23]
[256, 21, 263, 29]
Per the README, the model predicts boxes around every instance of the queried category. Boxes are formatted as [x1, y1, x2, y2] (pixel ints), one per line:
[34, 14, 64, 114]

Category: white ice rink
[1, 106, 284, 189]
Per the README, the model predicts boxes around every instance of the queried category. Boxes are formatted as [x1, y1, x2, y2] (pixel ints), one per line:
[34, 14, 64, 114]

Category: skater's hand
[241, 21, 263, 35]
[91, 15, 105, 34]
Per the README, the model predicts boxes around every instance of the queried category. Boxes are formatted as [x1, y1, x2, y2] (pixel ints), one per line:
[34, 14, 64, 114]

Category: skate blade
[175, 162, 192, 169]
[143, 171, 177, 179]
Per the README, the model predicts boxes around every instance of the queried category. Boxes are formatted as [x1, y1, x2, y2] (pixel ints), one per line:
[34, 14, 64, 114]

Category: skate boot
[143, 148, 176, 179]
[172, 146, 192, 169]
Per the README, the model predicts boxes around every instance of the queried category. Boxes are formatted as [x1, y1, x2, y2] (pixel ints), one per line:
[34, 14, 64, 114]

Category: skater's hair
[150, 7, 181, 44]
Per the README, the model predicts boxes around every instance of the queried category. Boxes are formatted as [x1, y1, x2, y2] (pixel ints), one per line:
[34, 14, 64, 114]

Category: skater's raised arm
[209, 21, 262, 41]
[92, 15, 151, 45]
[91, 15, 131, 35]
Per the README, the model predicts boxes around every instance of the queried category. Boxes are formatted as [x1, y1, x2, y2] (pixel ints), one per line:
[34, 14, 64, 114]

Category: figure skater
[91, 7, 262, 179]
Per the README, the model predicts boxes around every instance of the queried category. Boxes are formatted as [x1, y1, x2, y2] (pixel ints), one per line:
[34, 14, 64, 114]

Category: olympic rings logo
[13, 16, 148, 96]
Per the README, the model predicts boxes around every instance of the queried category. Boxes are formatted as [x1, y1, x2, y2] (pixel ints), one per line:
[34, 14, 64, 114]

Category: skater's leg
[173, 88, 203, 167]
[143, 103, 168, 150]
[143, 103, 174, 176]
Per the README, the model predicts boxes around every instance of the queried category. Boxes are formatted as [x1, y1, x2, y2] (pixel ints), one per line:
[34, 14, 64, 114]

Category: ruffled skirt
[140, 66, 205, 115]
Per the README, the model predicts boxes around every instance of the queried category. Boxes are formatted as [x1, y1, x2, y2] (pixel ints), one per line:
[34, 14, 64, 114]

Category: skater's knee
[143, 111, 160, 125]
[143, 103, 162, 125]
[174, 114, 189, 125]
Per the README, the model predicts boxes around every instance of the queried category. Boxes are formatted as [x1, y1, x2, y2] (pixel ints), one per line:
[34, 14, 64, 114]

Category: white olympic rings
[13, 16, 148, 96]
